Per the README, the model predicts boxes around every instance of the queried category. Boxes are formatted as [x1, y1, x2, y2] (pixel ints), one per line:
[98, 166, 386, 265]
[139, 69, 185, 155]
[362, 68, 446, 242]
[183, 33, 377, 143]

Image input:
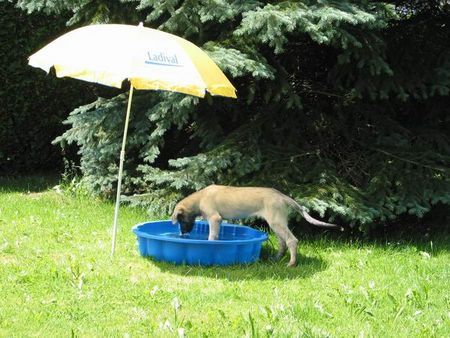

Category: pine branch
[370, 147, 449, 173]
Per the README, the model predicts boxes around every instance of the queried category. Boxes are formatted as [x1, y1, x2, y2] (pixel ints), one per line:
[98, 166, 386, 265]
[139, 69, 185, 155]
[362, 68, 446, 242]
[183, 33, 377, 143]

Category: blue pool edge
[132, 220, 268, 245]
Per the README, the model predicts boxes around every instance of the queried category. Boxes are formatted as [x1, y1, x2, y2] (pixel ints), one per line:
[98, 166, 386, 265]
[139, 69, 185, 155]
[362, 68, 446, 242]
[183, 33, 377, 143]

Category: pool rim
[132, 220, 268, 245]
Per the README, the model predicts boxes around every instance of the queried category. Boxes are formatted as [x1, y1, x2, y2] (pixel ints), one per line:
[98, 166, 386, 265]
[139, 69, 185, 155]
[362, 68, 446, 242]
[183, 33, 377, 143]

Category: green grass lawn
[0, 176, 449, 337]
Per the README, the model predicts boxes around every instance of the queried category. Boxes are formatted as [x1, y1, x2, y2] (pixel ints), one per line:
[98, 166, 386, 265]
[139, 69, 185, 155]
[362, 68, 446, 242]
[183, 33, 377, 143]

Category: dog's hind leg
[265, 210, 298, 267]
[271, 229, 287, 261]
[271, 225, 298, 267]
[285, 232, 299, 267]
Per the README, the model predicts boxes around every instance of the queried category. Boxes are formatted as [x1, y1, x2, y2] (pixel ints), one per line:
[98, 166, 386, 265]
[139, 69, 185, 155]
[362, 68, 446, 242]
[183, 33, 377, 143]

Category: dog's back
[200, 185, 266, 218]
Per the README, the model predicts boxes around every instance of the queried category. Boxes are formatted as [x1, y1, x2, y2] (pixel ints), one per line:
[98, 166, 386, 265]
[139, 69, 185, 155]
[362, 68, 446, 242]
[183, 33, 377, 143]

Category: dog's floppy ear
[171, 206, 185, 224]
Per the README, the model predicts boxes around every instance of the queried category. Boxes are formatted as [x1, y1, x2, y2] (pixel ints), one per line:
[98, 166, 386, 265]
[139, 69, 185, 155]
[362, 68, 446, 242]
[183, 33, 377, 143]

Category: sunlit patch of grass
[0, 176, 449, 337]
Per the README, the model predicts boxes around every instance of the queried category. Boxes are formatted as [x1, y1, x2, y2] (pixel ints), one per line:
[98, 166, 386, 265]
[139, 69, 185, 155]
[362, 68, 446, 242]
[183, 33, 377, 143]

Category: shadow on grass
[297, 227, 450, 255]
[148, 246, 327, 281]
[0, 175, 59, 193]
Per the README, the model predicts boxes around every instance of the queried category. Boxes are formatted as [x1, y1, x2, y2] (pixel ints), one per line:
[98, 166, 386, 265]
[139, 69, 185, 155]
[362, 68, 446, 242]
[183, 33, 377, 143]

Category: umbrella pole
[111, 86, 134, 257]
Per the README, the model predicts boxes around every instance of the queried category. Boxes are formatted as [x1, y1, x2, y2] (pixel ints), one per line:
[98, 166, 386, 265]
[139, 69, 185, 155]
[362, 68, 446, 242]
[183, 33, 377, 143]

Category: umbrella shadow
[148, 249, 327, 281]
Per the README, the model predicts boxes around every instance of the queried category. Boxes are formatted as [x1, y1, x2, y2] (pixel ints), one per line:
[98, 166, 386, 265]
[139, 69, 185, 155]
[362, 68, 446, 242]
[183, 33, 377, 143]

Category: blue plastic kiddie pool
[133, 220, 268, 266]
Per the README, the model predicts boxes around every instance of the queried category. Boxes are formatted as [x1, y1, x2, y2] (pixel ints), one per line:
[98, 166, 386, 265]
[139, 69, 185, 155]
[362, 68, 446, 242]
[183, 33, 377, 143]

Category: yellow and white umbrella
[29, 23, 237, 256]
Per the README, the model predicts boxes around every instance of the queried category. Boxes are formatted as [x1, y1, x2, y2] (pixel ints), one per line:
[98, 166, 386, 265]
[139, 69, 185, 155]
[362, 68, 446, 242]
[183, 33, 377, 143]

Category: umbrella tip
[138, 22, 144, 27]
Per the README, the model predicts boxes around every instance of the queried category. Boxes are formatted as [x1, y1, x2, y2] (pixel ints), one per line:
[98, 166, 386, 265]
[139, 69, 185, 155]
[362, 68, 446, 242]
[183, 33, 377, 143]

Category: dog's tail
[283, 195, 344, 231]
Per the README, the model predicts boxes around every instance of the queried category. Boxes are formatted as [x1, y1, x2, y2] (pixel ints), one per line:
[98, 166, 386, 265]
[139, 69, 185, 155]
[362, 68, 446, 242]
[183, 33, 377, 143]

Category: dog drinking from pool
[172, 185, 342, 267]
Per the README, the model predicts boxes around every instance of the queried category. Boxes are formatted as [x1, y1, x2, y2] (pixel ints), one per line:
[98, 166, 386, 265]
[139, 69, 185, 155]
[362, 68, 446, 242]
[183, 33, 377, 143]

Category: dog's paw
[287, 261, 298, 268]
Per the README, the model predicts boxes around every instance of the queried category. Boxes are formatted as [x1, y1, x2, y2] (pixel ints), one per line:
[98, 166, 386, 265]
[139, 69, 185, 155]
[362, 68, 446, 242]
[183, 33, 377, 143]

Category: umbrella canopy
[29, 23, 236, 256]
[29, 23, 236, 98]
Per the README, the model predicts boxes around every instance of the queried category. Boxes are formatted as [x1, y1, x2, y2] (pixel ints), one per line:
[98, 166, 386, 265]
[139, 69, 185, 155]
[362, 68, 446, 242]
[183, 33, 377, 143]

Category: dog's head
[171, 205, 195, 234]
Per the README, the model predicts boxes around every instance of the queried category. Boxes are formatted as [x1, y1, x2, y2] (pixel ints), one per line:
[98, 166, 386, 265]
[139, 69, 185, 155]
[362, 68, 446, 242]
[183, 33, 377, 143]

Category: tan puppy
[171, 185, 342, 267]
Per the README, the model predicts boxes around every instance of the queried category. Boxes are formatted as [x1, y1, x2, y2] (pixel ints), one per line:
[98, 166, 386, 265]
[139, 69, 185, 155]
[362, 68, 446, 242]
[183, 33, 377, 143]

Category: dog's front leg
[207, 214, 222, 240]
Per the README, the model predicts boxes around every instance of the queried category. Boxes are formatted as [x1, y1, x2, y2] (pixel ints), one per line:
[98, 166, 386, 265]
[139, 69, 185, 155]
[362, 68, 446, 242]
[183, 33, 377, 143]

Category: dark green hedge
[0, 2, 93, 174]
